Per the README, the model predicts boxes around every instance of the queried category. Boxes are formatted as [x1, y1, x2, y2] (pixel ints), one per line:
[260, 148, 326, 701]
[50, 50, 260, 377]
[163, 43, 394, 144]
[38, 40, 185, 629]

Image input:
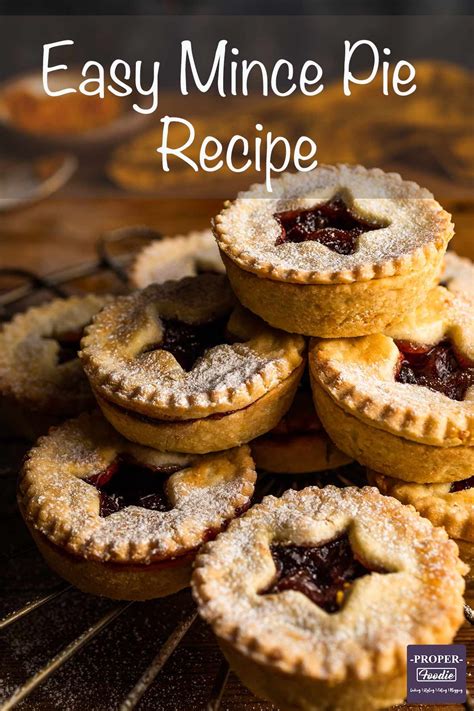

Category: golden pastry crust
[215, 164, 452, 284]
[368, 470, 474, 541]
[0, 295, 109, 423]
[311, 382, 473, 483]
[21, 516, 194, 600]
[130, 228, 224, 289]
[217, 639, 406, 711]
[442, 251, 474, 301]
[19, 412, 256, 565]
[221, 252, 443, 338]
[251, 431, 351, 475]
[95, 363, 303, 453]
[80, 274, 305, 421]
[193, 486, 465, 711]
[309, 287, 474, 448]
[215, 165, 452, 337]
[251, 389, 351, 474]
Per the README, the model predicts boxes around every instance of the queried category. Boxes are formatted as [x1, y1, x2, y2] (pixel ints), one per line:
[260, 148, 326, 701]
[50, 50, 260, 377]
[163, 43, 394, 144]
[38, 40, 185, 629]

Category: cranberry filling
[50, 329, 84, 364]
[395, 339, 474, 401]
[262, 534, 384, 613]
[274, 198, 385, 255]
[450, 475, 474, 493]
[84, 456, 181, 517]
[141, 316, 232, 371]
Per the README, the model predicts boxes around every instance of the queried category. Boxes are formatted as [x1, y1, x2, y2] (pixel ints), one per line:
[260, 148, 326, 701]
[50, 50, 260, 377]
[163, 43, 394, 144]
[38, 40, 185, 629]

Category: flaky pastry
[193, 485, 465, 711]
[19, 412, 256, 600]
[81, 274, 306, 453]
[0, 294, 109, 438]
[130, 228, 223, 288]
[214, 164, 453, 337]
[310, 287, 474, 482]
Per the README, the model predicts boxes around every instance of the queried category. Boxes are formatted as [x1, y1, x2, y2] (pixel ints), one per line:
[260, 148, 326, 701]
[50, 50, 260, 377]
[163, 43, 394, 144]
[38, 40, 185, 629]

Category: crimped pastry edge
[192, 485, 466, 682]
[80, 280, 306, 419]
[309, 344, 474, 447]
[308, 286, 474, 448]
[214, 164, 453, 285]
[0, 293, 110, 409]
[130, 228, 221, 289]
[368, 470, 474, 542]
[18, 412, 257, 565]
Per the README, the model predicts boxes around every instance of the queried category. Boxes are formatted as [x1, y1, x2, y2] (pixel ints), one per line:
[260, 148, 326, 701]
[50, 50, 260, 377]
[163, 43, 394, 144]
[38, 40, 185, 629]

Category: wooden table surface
[0, 60, 473, 711]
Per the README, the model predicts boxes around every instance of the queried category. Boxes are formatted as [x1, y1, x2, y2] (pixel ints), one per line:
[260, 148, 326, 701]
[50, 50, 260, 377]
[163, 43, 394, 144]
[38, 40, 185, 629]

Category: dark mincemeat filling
[85, 456, 181, 517]
[274, 198, 385, 255]
[395, 339, 474, 402]
[141, 315, 233, 371]
[261, 533, 387, 613]
[49, 329, 84, 364]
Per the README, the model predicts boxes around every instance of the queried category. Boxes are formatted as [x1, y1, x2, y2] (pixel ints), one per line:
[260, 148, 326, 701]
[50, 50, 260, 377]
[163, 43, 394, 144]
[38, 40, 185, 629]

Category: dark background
[0, 0, 471, 13]
[0, 12, 471, 85]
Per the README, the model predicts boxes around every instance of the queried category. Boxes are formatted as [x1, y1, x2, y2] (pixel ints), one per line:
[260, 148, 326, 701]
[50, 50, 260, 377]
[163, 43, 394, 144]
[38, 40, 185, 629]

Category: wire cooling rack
[1, 229, 473, 711]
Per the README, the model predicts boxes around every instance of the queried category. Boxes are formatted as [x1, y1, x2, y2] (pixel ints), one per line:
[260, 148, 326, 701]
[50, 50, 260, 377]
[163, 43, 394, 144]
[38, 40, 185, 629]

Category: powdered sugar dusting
[216, 165, 451, 282]
[131, 229, 224, 288]
[312, 287, 474, 445]
[0, 294, 109, 412]
[193, 486, 465, 680]
[443, 252, 474, 302]
[19, 412, 256, 564]
[81, 274, 305, 417]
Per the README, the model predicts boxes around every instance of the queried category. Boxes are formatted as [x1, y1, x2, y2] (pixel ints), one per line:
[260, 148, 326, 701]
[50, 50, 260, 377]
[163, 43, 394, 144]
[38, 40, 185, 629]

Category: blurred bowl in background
[0, 153, 78, 211]
[0, 70, 154, 152]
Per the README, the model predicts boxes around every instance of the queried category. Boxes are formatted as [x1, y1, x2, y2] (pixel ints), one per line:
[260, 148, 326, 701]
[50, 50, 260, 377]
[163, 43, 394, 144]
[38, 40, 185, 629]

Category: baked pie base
[22, 512, 194, 600]
[222, 252, 443, 338]
[81, 274, 305, 453]
[95, 362, 304, 454]
[309, 287, 474, 482]
[251, 389, 351, 474]
[219, 640, 405, 711]
[251, 429, 351, 474]
[312, 383, 473, 483]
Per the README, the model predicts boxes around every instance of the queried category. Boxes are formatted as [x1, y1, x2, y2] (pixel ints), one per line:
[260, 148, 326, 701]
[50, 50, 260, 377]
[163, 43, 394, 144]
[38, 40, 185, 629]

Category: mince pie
[80, 274, 306, 453]
[251, 386, 351, 474]
[310, 287, 474, 483]
[130, 228, 224, 289]
[368, 469, 474, 582]
[214, 164, 453, 337]
[193, 485, 466, 711]
[0, 295, 109, 438]
[441, 251, 474, 301]
[18, 412, 256, 600]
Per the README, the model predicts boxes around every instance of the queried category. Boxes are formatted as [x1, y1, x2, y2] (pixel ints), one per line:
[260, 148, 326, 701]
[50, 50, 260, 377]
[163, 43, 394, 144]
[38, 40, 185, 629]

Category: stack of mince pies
[6, 163, 474, 711]
[79, 273, 306, 454]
